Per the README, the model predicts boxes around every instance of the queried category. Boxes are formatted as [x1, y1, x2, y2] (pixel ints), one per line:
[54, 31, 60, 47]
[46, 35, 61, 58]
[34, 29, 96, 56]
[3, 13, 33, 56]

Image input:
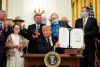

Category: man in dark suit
[36, 25, 63, 54]
[75, 7, 98, 67]
[27, 13, 43, 53]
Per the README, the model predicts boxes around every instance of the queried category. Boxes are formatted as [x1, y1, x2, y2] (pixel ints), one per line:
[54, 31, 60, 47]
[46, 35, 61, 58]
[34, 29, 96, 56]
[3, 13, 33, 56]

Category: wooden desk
[22, 54, 83, 67]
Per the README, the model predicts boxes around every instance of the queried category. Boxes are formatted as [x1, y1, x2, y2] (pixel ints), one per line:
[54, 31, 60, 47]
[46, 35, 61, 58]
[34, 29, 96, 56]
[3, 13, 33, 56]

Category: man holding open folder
[75, 7, 98, 67]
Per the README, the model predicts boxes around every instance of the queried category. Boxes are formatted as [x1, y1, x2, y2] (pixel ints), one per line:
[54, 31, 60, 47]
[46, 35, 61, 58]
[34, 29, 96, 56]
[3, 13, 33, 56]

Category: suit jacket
[36, 36, 63, 54]
[27, 24, 43, 53]
[3, 25, 12, 39]
[75, 17, 98, 49]
[75, 17, 99, 67]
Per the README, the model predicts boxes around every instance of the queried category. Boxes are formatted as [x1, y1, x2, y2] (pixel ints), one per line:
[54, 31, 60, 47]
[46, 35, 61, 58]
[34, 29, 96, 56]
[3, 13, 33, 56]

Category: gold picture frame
[2, 0, 7, 11]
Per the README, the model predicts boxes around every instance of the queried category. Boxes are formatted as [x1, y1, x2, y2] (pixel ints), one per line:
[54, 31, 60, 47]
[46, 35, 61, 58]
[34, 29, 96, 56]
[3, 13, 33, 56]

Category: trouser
[80, 46, 95, 67]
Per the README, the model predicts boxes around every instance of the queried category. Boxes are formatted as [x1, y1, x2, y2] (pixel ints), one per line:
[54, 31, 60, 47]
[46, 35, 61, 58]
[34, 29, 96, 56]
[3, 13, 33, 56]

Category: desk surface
[22, 54, 83, 58]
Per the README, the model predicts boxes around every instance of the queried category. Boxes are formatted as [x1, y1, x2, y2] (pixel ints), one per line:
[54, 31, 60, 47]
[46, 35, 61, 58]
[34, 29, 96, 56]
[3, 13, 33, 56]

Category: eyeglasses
[14, 28, 20, 29]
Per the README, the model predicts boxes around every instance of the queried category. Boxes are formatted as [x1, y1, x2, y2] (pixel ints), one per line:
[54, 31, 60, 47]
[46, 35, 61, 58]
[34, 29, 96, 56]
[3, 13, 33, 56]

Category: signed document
[70, 28, 84, 48]
[59, 27, 69, 48]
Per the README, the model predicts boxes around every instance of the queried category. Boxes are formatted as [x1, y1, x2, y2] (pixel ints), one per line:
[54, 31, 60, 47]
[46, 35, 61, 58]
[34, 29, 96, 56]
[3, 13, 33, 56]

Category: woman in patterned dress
[6, 24, 27, 67]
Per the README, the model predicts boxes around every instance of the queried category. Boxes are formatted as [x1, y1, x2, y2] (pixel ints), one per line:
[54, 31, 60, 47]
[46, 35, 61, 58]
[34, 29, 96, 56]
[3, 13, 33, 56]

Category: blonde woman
[6, 24, 27, 67]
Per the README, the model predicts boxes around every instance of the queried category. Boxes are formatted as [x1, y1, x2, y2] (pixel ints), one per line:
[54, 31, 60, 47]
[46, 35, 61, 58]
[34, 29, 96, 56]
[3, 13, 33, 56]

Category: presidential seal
[44, 51, 61, 67]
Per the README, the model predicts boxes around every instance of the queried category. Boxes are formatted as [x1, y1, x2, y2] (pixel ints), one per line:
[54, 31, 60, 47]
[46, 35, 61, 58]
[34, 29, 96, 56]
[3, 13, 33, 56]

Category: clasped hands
[15, 45, 25, 51]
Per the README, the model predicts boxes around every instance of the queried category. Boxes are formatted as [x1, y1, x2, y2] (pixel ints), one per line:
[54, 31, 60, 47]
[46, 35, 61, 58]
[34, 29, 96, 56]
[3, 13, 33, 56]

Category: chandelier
[34, 9, 45, 15]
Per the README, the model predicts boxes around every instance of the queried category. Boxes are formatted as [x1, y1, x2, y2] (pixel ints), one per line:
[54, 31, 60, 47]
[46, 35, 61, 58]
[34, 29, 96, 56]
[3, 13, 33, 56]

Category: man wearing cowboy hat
[12, 16, 24, 28]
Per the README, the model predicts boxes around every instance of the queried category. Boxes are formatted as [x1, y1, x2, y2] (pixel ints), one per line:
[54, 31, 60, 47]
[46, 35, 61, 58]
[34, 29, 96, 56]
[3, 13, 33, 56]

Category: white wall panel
[7, 0, 72, 27]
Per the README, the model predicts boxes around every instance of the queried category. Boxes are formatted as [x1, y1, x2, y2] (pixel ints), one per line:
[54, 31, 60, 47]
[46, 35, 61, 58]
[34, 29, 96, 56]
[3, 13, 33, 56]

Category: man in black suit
[36, 25, 63, 54]
[75, 7, 98, 67]
[27, 13, 43, 53]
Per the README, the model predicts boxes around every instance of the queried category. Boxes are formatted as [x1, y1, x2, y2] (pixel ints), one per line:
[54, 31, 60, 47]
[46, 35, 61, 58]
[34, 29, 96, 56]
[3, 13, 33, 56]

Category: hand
[15, 45, 20, 49]
[16, 45, 24, 51]
[98, 40, 100, 43]
[34, 30, 40, 35]
[81, 44, 85, 50]
[84, 33, 85, 35]
[54, 41, 60, 49]
[32, 34, 39, 39]
[19, 45, 24, 51]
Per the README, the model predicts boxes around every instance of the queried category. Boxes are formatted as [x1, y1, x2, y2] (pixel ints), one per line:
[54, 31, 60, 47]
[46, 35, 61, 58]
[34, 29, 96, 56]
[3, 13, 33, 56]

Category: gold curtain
[2, 0, 7, 11]
[72, 0, 100, 27]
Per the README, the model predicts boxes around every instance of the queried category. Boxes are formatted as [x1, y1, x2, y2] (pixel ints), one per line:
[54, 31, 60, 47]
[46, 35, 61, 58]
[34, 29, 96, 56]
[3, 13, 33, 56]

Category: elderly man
[36, 25, 63, 53]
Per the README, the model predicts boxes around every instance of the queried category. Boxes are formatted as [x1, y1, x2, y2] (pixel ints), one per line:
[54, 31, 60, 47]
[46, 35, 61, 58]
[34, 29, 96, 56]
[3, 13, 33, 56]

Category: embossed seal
[44, 51, 61, 67]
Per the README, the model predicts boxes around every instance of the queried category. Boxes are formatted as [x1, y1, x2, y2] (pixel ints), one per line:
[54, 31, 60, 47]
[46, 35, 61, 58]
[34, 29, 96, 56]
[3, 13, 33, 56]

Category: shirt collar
[46, 36, 52, 40]
[36, 24, 40, 27]
[83, 16, 89, 21]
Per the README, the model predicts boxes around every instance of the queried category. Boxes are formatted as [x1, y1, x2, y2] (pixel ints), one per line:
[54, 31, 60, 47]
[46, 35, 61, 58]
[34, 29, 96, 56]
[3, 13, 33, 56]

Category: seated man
[36, 25, 63, 53]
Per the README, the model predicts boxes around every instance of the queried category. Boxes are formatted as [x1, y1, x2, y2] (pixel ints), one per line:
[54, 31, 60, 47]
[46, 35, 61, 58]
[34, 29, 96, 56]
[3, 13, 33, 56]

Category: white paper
[70, 28, 84, 48]
[59, 27, 69, 48]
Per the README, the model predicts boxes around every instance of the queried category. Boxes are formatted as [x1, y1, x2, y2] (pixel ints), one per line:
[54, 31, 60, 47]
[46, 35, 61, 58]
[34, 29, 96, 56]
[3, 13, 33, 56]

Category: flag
[89, 2, 94, 18]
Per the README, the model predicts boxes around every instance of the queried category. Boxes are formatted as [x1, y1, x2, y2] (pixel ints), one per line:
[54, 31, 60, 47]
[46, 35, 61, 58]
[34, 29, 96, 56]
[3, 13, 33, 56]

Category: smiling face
[13, 25, 21, 34]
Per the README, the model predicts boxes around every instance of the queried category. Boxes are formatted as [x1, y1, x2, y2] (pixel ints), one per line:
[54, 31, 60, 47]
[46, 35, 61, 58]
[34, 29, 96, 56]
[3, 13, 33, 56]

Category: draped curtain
[72, 0, 100, 27]
[2, 0, 7, 11]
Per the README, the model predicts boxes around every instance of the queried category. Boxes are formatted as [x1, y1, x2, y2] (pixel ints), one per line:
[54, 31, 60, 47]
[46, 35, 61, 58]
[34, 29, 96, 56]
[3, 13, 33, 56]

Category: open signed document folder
[59, 27, 84, 48]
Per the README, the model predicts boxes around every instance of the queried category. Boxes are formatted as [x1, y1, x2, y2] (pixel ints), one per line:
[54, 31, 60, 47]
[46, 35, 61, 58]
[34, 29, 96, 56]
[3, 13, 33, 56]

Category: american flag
[89, 2, 94, 18]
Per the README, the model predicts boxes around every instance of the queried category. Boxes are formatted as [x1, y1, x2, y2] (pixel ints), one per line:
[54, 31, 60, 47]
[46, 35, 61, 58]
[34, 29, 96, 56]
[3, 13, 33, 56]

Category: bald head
[42, 25, 52, 38]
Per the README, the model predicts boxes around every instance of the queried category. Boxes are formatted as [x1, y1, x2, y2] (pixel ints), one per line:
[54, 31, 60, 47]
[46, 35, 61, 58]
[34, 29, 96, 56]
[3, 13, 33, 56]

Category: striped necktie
[47, 39, 51, 46]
